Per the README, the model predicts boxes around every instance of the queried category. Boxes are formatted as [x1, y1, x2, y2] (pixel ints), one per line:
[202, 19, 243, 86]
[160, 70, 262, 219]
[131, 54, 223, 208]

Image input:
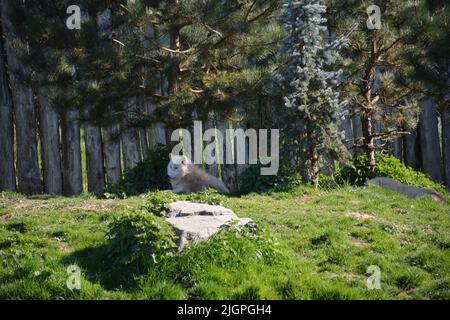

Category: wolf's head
[167, 154, 190, 180]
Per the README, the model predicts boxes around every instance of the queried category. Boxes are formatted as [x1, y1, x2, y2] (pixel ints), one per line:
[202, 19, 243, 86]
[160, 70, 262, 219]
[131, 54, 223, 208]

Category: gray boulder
[164, 201, 254, 250]
[366, 177, 445, 202]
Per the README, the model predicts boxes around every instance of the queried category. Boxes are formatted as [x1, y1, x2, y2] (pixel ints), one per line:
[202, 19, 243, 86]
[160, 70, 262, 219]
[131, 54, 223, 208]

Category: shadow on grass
[62, 244, 142, 291]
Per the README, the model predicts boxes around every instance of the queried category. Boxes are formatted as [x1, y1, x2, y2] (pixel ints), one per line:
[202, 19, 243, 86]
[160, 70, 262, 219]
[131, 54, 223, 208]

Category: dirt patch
[66, 201, 116, 213]
[345, 211, 374, 219]
[0, 213, 13, 222]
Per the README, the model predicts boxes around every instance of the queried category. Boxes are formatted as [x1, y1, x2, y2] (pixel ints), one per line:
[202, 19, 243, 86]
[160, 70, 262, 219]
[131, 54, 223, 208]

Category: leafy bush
[106, 209, 177, 272]
[237, 163, 303, 195]
[102, 144, 171, 198]
[143, 191, 178, 216]
[336, 153, 448, 196]
[147, 223, 284, 287]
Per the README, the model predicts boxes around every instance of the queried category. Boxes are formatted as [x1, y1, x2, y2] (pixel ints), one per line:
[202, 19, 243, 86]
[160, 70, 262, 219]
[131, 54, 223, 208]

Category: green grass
[0, 186, 449, 300]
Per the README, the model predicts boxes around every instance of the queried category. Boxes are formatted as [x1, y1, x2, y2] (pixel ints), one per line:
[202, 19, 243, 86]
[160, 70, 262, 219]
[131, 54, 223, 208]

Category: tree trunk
[0, 13, 15, 191]
[340, 113, 354, 156]
[38, 88, 62, 194]
[121, 97, 142, 171]
[441, 107, 450, 191]
[419, 97, 443, 183]
[2, 0, 41, 194]
[361, 114, 376, 172]
[61, 110, 83, 195]
[391, 137, 403, 160]
[121, 110, 141, 172]
[351, 114, 363, 152]
[310, 148, 320, 189]
[84, 122, 105, 193]
[103, 124, 122, 184]
[146, 101, 167, 149]
[403, 128, 421, 170]
[139, 127, 149, 159]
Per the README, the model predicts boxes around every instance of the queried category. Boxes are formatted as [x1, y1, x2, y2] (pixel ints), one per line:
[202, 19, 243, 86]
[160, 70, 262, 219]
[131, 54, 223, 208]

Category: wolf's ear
[181, 155, 188, 165]
[169, 153, 173, 160]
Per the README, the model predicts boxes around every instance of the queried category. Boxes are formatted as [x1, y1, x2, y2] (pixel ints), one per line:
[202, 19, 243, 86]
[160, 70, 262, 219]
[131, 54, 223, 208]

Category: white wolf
[167, 154, 230, 194]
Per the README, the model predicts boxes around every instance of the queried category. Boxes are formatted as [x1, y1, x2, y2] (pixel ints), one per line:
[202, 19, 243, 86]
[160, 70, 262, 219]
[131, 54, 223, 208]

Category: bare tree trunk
[138, 97, 149, 159]
[218, 121, 237, 191]
[121, 97, 142, 172]
[139, 127, 149, 159]
[419, 97, 443, 183]
[38, 88, 62, 194]
[95, 9, 121, 186]
[84, 122, 105, 193]
[441, 107, 450, 191]
[121, 128, 141, 171]
[403, 128, 421, 170]
[391, 137, 403, 160]
[146, 99, 167, 149]
[340, 113, 354, 156]
[61, 110, 83, 195]
[352, 114, 363, 152]
[0, 13, 15, 191]
[2, 0, 41, 194]
[361, 115, 376, 172]
[103, 124, 122, 184]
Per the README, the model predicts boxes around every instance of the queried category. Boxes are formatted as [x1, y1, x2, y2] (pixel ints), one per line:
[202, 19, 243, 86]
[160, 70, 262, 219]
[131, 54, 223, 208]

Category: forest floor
[0, 186, 449, 300]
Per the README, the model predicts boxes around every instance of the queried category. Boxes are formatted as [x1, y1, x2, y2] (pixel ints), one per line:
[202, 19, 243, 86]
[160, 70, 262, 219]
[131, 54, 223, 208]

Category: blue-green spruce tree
[275, 0, 349, 188]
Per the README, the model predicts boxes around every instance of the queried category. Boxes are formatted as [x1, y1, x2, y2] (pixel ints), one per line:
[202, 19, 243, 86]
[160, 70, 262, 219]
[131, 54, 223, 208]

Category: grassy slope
[0, 187, 448, 300]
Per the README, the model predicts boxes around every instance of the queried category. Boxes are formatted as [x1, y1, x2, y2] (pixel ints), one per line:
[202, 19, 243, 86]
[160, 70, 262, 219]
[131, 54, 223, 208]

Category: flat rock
[164, 201, 253, 250]
[165, 201, 236, 218]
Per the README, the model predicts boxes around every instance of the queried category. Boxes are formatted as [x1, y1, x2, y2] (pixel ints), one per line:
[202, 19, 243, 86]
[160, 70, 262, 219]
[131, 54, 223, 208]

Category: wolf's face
[167, 154, 189, 180]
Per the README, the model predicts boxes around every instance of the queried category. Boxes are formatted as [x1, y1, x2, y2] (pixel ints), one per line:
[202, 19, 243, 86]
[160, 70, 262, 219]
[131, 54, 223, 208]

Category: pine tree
[275, 0, 350, 188]
[325, 0, 420, 172]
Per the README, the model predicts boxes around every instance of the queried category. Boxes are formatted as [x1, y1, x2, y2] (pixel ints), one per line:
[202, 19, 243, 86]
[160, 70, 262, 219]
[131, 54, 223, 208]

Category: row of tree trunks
[0, 10, 16, 191]
[38, 88, 63, 194]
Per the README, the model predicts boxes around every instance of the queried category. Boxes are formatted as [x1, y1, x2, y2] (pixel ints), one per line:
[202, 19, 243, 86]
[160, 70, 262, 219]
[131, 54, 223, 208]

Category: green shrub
[237, 163, 302, 195]
[102, 144, 171, 198]
[336, 153, 448, 196]
[144, 191, 178, 216]
[106, 209, 177, 272]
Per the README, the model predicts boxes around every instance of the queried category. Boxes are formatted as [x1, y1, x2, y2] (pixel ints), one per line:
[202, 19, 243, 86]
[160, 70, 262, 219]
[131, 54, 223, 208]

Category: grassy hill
[0, 186, 449, 299]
